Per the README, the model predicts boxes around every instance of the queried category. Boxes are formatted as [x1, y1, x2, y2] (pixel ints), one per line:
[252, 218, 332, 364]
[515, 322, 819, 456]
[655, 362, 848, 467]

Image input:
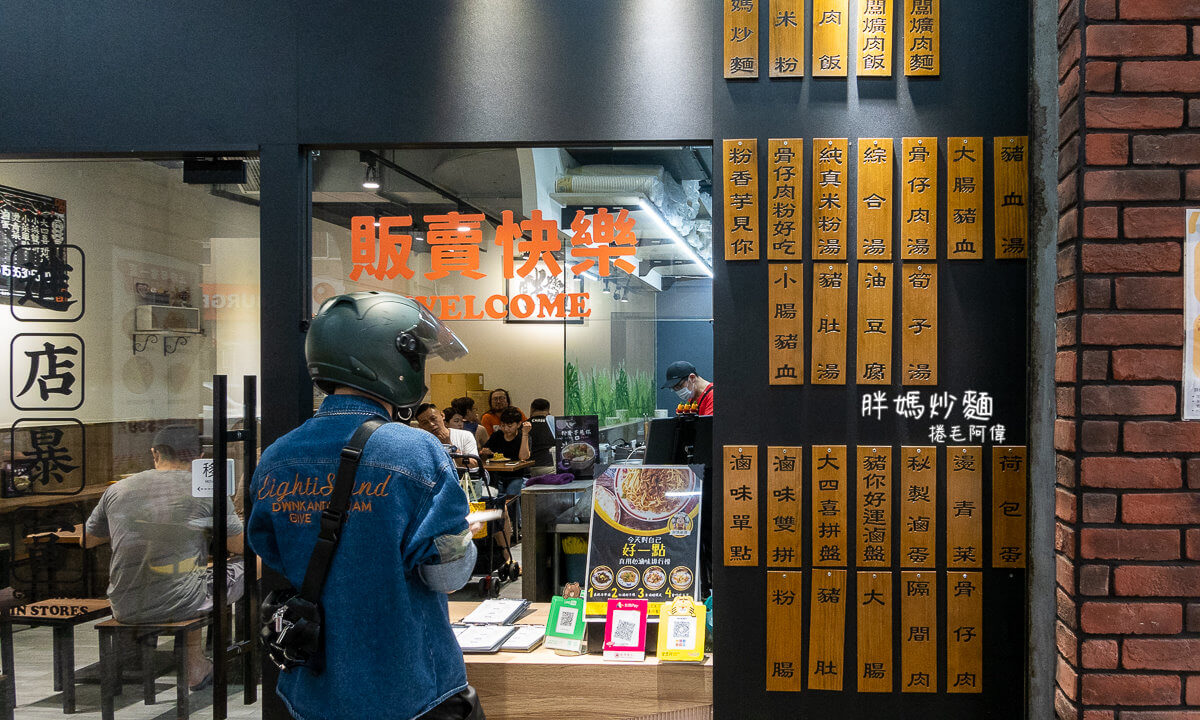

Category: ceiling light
[638, 198, 714, 278]
[457, 225, 471, 232]
[362, 161, 380, 190]
[601, 279, 611, 294]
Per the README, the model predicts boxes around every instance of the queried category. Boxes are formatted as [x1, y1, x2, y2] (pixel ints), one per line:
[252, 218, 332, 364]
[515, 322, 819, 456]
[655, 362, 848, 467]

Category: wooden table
[447, 602, 712, 720]
[0, 486, 106, 514]
[482, 459, 534, 475]
[25, 523, 83, 545]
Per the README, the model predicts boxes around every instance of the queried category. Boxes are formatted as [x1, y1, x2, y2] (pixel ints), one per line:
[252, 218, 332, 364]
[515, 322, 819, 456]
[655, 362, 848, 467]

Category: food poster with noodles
[584, 465, 703, 617]
[555, 415, 600, 479]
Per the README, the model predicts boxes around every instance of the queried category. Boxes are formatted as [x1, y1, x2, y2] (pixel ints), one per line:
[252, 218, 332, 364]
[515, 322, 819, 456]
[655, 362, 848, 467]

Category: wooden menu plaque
[808, 569, 847, 690]
[766, 570, 804, 691]
[858, 138, 894, 260]
[947, 137, 984, 260]
[724, 445, 759, 566]
[812, 0, 849, 77]
[769, 264, 804, 385]
[768, 139, 803, 260]
[995, 136, 1030, 259]
[767, 446, 804, 567]
[901, 138, 937, 260]
[769, 0, 804, 78]
[899, 446, 936, 568]
[900, 571, 937, 692]
[903, 0, 940, 76]
[812, 139, 849, 260]
[901, 263, 937, 385]
[992, 446, 1028, 568]
[856, 0, 893, 76]
[725, 0, 760, 79]
[724, 139, 760, 261]
[812, 445, 847, 567]
[947, 571, 983, 693]
[857, 446, 892, 567]
[857, 571, 894, 692]
[812, 263, 849, 385]
[857, 263, 892, 385]
[946, 446, 983, 569]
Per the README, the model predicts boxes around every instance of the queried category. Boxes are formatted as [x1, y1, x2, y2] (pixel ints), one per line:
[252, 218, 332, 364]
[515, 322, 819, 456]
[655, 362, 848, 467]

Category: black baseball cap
[661, 360, 697, 388]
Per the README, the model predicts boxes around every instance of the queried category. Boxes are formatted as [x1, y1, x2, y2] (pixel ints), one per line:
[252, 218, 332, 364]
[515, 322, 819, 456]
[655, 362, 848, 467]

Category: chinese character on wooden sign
[724, 139, 761, 261]
[725, 0, 760, 78]
[857, 447, 891, 566]
[769, 0, 804, 77]
[904, 0, 939, 76]
[947, 446, 982, 569]
[768, 139, 802, 260]
[812, 263, 848, 385]
[858, 138, 893, 259]
[724, 445, 759, 566]
[901, 571, 937, 692]
[858, 263, 892, 385]
[900, 446, 936, 568]
[769, 265, 804, 385]
[766, 570, 804, 691]
[857, 0, 893, 76]
[813, 0, 849, 77]
[901, 138, 937, 260]
[995, 136, 1029, 259]
[812, 445, 847, 566]
[901, 263, 937, 386]
[947, 571, 982, 693]
[947, 138, 984, 260]
[992, 446, 1027, 568]
[767, 447, 803, 566]
[813, 139, 848, 260]
[857, 571, 893, 692]
[809, 569, 847, 690]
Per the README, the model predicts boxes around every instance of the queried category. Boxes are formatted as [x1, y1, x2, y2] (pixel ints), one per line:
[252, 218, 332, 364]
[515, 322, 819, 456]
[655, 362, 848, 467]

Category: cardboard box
[429, 373, 486, 410]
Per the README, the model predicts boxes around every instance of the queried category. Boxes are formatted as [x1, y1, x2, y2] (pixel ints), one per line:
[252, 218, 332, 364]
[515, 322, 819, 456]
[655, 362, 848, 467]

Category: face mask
[674, 383, 693, 402]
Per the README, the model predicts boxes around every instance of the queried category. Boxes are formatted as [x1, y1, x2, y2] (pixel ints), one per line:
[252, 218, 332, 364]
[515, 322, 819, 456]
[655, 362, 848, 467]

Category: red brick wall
[1057, 1, 1200, 718]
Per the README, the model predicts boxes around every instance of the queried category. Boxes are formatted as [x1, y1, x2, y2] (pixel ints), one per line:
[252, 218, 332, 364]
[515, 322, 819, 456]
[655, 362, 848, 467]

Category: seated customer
[414, 402, 479, 461]
[84, 424, 244, 690]
[527, 398, 556, 476]
[484, 407, 531, 531]
[451, 396, 481, 437]
[444, 406, 465, 430]
[480, 388, 525, 438]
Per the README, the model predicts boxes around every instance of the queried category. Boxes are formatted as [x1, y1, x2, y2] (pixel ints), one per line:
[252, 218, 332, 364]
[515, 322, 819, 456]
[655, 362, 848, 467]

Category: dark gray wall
[0, 1, 710, 153]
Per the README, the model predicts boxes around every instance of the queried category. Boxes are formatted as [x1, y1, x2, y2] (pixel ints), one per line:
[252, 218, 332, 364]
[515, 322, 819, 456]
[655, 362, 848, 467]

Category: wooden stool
[96, 615, 210, 720]
[1, 598, 111, 714]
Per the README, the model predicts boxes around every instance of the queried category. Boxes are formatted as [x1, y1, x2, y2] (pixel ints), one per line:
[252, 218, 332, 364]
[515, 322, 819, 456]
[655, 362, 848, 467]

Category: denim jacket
[248, 394, 476, 720]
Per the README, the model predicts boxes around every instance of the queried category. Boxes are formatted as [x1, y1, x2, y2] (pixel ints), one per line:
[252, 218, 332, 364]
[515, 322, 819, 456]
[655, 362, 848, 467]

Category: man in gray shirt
[85, 424, 244, 689]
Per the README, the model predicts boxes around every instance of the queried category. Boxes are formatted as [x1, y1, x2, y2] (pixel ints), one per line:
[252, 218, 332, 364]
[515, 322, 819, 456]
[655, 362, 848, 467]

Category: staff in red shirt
[662, 360, 714, 416]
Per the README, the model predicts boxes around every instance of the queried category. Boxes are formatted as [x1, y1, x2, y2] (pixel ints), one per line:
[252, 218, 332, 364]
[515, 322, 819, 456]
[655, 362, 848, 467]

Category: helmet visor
[412, 302, 468, 361]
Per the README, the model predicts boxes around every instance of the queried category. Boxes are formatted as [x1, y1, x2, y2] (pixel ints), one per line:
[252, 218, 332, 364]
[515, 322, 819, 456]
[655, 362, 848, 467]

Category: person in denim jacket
[249, 292, 484, 720]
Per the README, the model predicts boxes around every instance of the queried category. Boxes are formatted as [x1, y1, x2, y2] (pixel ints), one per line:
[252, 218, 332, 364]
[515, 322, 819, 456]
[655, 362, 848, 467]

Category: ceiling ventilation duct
[555, 165, 713, 265]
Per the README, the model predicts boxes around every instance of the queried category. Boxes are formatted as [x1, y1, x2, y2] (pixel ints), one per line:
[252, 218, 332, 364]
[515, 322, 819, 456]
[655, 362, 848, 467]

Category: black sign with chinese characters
[1, 185, 84, 321]
[554, 415, 599, 479]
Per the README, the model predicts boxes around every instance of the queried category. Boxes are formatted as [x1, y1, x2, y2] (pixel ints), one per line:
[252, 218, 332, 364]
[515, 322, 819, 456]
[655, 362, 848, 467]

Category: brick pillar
[1057, 1, 1200, 718]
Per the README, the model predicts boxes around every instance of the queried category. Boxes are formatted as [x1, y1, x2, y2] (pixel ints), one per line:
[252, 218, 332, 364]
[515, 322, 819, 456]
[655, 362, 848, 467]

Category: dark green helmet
[306, 292, 467, 410]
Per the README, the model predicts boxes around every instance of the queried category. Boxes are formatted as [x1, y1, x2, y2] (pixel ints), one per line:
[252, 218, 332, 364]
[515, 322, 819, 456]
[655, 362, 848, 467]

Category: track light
[362, 160, 380, 190]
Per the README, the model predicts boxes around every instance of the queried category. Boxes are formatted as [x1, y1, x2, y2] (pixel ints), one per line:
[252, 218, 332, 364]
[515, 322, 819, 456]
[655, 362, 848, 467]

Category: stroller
[452, 453, 521, 598]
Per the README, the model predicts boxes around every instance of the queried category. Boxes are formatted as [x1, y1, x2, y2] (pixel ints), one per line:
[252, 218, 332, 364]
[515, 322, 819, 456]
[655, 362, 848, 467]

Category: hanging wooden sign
[812, 263, 849, 385]
[900, 571, 937, 693]
[725, 0, 760, 79]
[724, 445, 760, 566]
[766, 570, 804, 691]
[812, 445, 847, 567]
[769, 264, 804, 385]
[900, 446, 936, 568]
[857, 570, 893, 692]
[946, 446, 983, 569]
[903, 0, 939, 76]
[856, 0, 893, 76]
[992, 446, 1028, 568]
[808, 569, 847, 690]
[768, 139, 803, 260]
[767, 446, 804, 567]
[947, 137, 984, 260]
[812, 139, 849, 260]
[901, 138, 937, 260]
[995, 136, 1029, 259]
[769, 0, 804, 78]
[857, 263, 892, 385]
[947, 571, 983, 693]
[901, 263, 937, 385]
[857, 446, 892, 567]
[858, 138, 893, 260]
[812, 0, 849, 77]
[724, 139, 760, 261]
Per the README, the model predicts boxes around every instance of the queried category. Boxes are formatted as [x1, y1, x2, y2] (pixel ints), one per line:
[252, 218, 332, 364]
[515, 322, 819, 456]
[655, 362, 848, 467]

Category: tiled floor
[8, 621, 260, 719]
[11, 543, 524, 719]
